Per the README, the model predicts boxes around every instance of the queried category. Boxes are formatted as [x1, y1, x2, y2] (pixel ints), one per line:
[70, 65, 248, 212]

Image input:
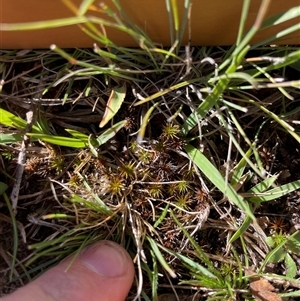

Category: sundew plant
[1, 0, 300, 300]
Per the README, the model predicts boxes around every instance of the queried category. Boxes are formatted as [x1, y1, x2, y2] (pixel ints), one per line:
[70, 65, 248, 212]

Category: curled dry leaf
[249, 276, 282, 301]
[99, 83, 126, 128]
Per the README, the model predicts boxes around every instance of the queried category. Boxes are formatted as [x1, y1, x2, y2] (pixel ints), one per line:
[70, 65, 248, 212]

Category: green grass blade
[280, 290, 300, 298]
[247, 174, 279, 194]
[93, 46, 143, 69]
[96, 119, 127, 146]
[165, 0, 174, 45]
[78, 0, 95, 16]
[27, 133, 87, 148]
[1, 15, 148, 46]
[253, 23, 300, 49]
[174, 252, 218, 280]
[170, 210, 222, 278]
[137, 102, 160, 143]
[261, 6, 300, 29]
[185, 144, 255, 219]
[134, 78, 201, 106]
[35, 117, 52, 135]
[178, 0, 191, 50]
[252, 5, 300, 48]
[170, 0, 179, 43]
[248, 99, 300, 143]
[182, 46, 250, 135]
[179, 278, 225, 290]
[229, 215, 252, 244]
[182, 78, 230, 135]
[0, 108, 28, 129]
[249, 179, 300, 203]
[0, 108, 41, 133]
[147, 237, 176, 278]
[63, 77, 75, 105]
[50, 45, 140, 81]
[236, 0, 251, 45]
[0, 133, 23, 144]
[159, 242, 219, 282]
[0, 182, 8, 195]
[69, 194, 108, 212]
[230, 147, 252, 187]
[0, 16, 88, 30]
[253, 63, 293, 100]
[65, 129, 89, 141]
[28, 232, 87, 251]
[218, 72, 259, 88]
[154, 203, 170, 228]
[76, 175, 113, 214]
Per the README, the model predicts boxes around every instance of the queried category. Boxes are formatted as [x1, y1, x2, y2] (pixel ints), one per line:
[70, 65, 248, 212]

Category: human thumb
[1, 241, 135, 301]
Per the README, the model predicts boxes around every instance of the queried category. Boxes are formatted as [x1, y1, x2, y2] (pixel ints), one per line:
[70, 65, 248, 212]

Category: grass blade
[137, 102, 160, 143]
[261, 6, 300, 29]
[134, 78, 201, 106]
[182, 46, 250, 135]
[229, 215, 252, 244]
[178, 0, 191, 50]
[230, 147, 252, 187]
[0, 16, 88, 31]
[170, 210, 222, 278]
[78, 0, 95, 16]
[185, 144, 255, 219]
[147, 237, 176, 278]
[249, 180, 300, 203]
[0, 108, 28, 129]
[236, 0, 251, 45]
[96, 119, 127, 146]
[27, 133, 87, 148]
[0, 182, 8, 195]
[248, 99, 300, 144]
[165, 0, 174, 45]
[170, 0, 179, 43]
[247, 174, 279, 194]
[0, 133, 23, 144]
[65, 129, 89, 141]
[0, 108, 40, 133]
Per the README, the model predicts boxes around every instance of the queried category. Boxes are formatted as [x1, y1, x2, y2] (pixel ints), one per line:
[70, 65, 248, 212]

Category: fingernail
[81, 241, 128, 278]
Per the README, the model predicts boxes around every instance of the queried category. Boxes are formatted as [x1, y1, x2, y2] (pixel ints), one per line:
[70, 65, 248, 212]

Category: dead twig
[10, 106, 36, 214]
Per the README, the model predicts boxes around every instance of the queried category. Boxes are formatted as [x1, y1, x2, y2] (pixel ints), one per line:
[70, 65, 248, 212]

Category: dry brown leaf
[250, 277, 282, 301]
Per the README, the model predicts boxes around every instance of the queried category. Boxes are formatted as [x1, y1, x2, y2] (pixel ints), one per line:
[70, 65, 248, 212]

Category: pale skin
[1, 241, 135, 301]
